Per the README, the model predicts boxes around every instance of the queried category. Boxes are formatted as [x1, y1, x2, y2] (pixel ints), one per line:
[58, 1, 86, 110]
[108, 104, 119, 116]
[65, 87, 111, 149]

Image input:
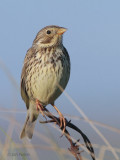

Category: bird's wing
[63, 46, 71, 70]
[21, 47, 35, 109]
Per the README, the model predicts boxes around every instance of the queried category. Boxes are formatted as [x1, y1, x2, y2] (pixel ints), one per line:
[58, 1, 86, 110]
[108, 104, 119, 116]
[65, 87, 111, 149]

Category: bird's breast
[26, 47, 70, 105]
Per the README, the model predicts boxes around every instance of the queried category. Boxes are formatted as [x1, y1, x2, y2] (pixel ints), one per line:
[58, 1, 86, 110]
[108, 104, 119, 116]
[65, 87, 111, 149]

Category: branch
[39, 107, 95, 160]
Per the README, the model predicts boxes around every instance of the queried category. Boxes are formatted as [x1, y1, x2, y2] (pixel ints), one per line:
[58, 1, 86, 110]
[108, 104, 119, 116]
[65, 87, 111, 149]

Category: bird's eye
[46, 30, 51, 34]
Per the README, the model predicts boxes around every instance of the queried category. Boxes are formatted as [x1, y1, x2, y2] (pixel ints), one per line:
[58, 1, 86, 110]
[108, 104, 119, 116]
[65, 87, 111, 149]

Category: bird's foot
[59, 113, 66, 133]
[51, 104, 67, 134]
[36, 100, 46, 120]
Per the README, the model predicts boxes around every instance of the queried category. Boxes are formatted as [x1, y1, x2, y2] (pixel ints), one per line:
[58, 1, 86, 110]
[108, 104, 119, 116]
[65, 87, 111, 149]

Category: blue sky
[0, 0, 120, 128]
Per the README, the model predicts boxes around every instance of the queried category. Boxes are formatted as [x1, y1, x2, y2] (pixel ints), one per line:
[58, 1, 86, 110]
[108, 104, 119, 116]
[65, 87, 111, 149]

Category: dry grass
[0, 59, 120, 160]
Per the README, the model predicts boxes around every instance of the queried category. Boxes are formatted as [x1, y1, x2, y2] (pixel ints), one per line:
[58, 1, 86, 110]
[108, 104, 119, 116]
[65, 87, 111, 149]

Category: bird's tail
[20, 106, 39, 139]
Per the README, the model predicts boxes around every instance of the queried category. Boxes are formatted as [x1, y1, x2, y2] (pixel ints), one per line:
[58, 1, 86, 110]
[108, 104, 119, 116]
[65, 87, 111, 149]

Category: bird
[20, 25, 70, 139]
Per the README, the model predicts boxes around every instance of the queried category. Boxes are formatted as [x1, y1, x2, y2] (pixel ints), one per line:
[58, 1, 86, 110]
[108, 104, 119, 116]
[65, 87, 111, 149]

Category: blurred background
[0, 0, 120, 160]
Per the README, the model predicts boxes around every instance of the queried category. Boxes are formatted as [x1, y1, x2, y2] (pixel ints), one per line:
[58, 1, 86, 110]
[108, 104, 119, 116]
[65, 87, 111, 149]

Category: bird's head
[33, 25, 67, 48]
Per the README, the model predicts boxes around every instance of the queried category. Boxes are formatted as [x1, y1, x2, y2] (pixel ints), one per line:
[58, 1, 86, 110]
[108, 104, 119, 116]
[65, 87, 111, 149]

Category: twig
[39, 107, 95, 160]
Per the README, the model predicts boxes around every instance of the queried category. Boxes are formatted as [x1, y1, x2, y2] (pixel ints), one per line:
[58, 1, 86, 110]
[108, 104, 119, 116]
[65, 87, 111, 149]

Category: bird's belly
[29, 63, 69, 105]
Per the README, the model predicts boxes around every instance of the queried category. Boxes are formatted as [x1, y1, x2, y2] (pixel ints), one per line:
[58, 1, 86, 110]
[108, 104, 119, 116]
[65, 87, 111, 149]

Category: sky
[0, 0, 120, 159]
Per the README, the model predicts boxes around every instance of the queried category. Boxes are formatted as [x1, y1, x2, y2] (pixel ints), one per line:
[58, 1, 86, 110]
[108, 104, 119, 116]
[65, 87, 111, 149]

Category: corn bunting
[20, 25, 70, 139]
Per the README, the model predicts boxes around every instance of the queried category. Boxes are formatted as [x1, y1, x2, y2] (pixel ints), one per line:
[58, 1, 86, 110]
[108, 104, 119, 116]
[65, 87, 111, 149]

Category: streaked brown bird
[20, 25, 70, 139]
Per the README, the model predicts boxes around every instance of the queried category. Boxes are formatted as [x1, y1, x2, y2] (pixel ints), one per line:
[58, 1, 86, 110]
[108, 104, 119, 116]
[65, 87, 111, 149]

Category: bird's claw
[36, 100, 47, 120]
[59, 116, 66, 134]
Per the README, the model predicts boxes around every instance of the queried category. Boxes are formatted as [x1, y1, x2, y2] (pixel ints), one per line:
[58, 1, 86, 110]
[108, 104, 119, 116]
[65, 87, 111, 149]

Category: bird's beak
[57, 28, 67, 35]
